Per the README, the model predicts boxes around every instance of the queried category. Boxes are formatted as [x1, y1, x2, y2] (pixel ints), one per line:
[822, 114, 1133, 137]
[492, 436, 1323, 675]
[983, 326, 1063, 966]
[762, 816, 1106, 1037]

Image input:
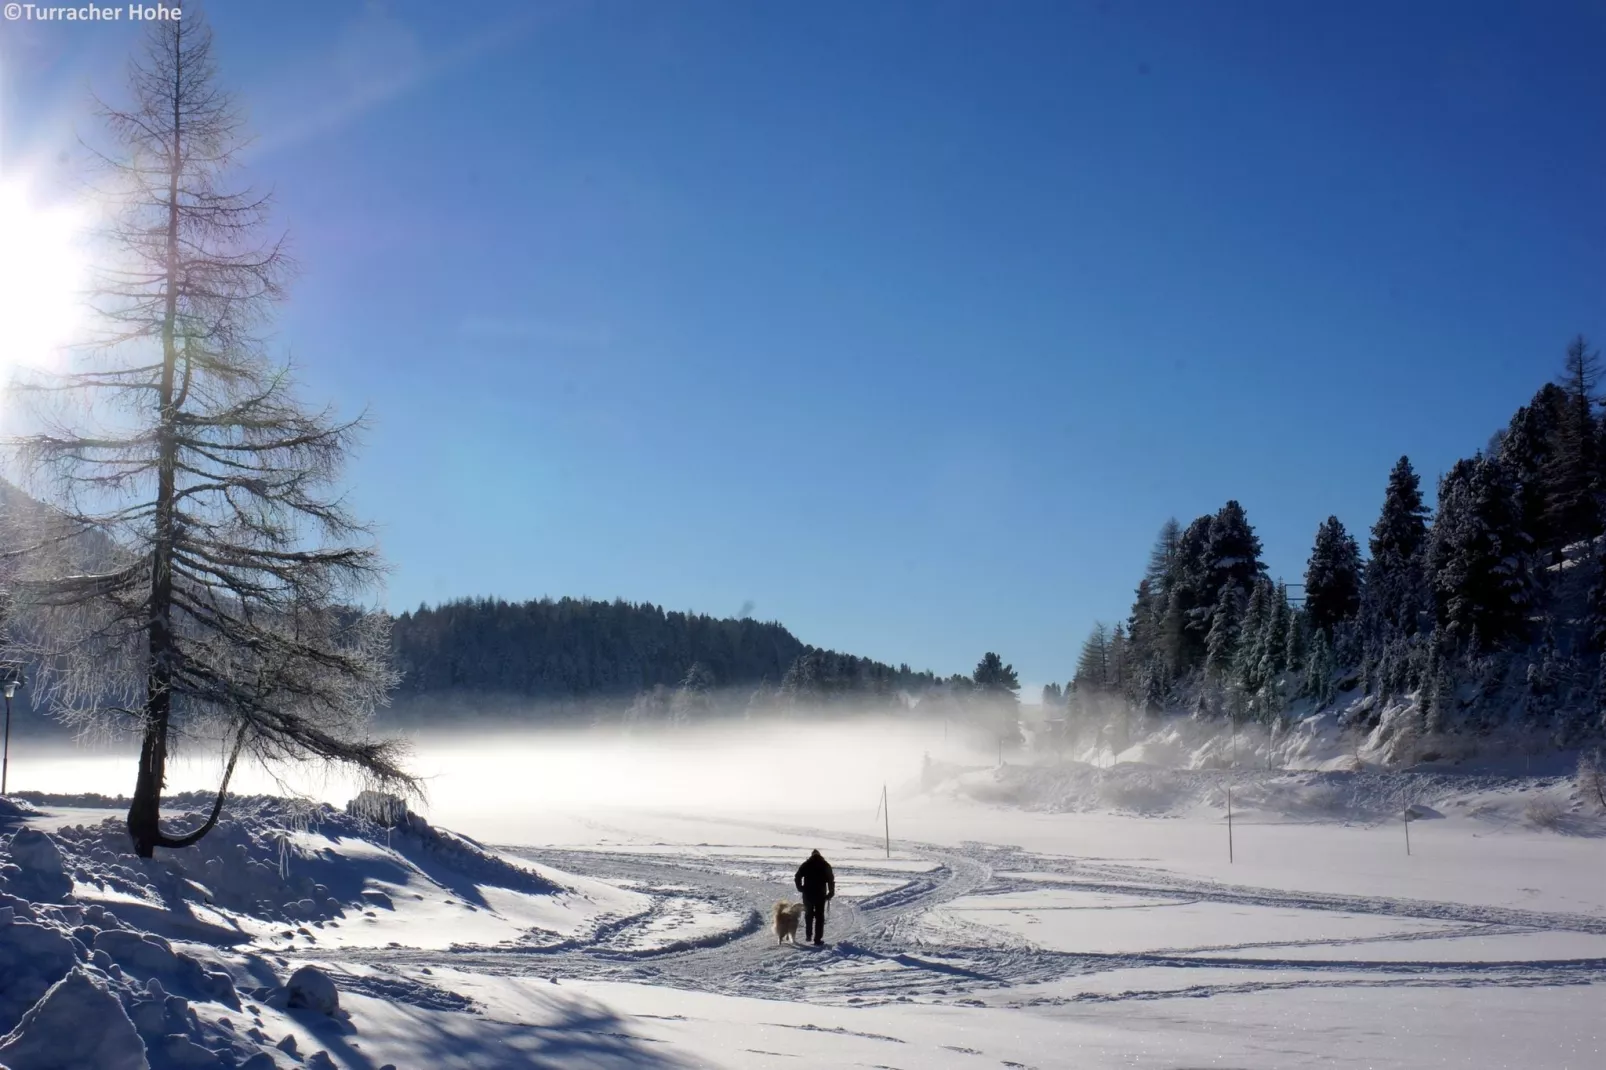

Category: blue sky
[3, 1, 1604, 688]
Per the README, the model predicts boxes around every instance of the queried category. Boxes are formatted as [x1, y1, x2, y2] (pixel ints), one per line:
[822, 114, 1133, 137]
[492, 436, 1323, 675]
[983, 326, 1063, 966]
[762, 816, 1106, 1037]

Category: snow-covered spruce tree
[1523, 628, 1561, 736]
[1108, 624, 1130, 697]
[973, 651, 1022, 748]
[1428, 455, 1533, 653]
[780, 649, 821, 707]
[626, 684, 673, 728]
[1162, 515, 1215, 675]
[1124, 578, 1159, 697]
[1146, 517, 1182, 589]
[1157, 585, 1190, 682]
[1204, 500, 1268, 605]
[1125, 518, 1180, 684]
[1496, 386, 1566, 562]
[1204, 583, 1243, 686]
[1261, 583, 1289, 681]
[6, 13, 410, 856]
[745, 676, 778, 719]
[1074, 624, 1111, 691]
[1241, 583, 1288, 720]
[1543, 336, 1600, 555]
[1361, 456, 1432, 652]
[1360, 462, 1429, 703]
[1304, 516, 1362, 639]
[1283, 603, 1309, 680]
[1138, 655, 1167, 717]
[1232, 578, 1272, 704]
[1427, 460, 1476, 646]
[1585, 542, 1606, 658]
[1304, 628, 1336, 706]
[670, 661, 715, 726]
[1422, 638, 1445, 735]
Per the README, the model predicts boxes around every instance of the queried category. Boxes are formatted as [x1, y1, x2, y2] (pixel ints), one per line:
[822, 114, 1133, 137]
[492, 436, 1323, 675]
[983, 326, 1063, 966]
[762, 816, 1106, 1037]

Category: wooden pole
[882, 784, 890, 859]
[1403, 790, 1412, 857]
[1226, 782, 1235, 864]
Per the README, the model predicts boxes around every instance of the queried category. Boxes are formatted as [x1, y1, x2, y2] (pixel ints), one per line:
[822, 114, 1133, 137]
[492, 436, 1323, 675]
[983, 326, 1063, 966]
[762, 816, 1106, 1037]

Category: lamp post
[2, 669, 21, 797]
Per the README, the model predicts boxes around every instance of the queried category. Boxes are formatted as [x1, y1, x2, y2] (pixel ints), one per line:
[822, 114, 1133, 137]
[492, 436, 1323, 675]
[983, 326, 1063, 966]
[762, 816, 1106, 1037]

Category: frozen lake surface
[6, 730, 1604, 1068]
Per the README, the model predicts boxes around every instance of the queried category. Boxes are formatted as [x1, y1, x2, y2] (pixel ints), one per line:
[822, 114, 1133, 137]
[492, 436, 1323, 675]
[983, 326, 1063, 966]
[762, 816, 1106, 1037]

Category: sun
[0, 179, 88, 382]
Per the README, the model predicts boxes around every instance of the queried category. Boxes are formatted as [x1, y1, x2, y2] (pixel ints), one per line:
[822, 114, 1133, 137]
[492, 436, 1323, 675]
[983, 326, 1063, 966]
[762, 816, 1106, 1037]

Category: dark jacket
[795, 851, 835, 900]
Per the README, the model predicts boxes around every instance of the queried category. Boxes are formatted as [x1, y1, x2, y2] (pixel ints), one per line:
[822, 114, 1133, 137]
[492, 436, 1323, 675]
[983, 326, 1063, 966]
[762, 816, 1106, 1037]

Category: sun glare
[0, 179, 88, 384]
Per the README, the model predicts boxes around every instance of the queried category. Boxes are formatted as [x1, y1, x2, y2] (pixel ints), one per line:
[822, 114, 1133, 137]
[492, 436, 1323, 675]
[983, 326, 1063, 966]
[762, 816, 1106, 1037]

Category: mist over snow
[5, 712, 981, 831]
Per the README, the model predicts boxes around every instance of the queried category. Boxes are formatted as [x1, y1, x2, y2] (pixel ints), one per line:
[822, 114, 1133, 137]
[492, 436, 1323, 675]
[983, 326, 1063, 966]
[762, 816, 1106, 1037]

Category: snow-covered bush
[1577, 750, 1606, 813]
[1524, 794, 1566, 829]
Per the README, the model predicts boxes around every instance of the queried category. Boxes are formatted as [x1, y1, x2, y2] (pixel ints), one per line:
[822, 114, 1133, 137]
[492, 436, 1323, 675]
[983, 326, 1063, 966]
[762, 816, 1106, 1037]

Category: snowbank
[0, 792, 611, 1070]
[928, 755, 1603, 832]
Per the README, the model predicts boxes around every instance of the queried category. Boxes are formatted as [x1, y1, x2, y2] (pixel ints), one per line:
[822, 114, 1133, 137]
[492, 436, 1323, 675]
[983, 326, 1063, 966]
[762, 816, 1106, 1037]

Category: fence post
[1403, 785, 1412, 857]
[1226, 781, 1235, 864]
[883, 784, 890, 859]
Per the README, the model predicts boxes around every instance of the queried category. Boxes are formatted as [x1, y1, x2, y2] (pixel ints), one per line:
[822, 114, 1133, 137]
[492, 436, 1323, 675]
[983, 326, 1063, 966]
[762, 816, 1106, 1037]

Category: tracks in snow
[318, 820, 1606, 1008]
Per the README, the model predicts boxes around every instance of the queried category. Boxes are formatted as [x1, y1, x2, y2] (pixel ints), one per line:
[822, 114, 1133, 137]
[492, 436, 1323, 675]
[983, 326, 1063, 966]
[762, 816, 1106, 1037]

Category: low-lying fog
[5, 716, 985, 841]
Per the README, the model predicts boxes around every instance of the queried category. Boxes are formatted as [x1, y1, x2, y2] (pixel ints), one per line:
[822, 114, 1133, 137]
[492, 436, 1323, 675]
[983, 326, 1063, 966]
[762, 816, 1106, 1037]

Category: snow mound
[930, 759, 1601, 829]
[0, 966, 148, 1070]
[938, 762, 1203, 816]
[0, 796, 40, 822]
[0, 792, 618, 1070]
[0, 915, 80, 1035]
[45, 791, 558, 927]
[1, 829, 72, 902]
[285, 965, 340, 1016]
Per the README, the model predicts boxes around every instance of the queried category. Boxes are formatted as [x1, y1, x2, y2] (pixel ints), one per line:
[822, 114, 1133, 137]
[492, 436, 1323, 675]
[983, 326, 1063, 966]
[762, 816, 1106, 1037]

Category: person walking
[793, 848, 835, 945]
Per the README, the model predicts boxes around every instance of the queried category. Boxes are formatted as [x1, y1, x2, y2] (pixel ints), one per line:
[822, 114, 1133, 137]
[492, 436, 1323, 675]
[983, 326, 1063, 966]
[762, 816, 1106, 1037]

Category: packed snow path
[321, 812, 1606, 1011]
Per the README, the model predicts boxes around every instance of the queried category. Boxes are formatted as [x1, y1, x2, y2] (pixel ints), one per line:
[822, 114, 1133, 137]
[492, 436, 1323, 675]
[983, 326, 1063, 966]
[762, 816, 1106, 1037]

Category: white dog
[773, 901, 804, 945]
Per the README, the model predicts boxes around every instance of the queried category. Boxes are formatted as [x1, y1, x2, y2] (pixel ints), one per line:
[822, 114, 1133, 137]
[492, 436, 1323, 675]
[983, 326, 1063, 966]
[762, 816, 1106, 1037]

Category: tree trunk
[127, 687, 171, 857]
[129, 722, 246, 857]
[127, 28, 185, 859]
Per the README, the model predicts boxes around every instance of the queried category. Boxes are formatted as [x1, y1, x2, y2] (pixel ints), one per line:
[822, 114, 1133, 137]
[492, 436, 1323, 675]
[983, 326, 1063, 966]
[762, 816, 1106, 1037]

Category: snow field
[3, 737, 1604, 1069]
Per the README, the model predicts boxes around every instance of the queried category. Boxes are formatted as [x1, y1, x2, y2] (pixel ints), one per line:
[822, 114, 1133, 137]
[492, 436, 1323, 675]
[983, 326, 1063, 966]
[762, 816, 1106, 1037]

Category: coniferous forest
[387, 597, 945, 724]
[1062, 337, 1606, 760]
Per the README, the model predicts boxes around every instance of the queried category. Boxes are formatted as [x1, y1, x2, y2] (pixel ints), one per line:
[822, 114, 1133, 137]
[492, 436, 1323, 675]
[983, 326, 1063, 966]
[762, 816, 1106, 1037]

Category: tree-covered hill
[389, 596, 943, 712]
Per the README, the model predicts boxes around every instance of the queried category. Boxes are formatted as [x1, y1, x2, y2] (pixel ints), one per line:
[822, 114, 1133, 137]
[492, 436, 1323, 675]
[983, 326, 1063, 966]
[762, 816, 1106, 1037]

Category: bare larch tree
[5, 11, 413, 856]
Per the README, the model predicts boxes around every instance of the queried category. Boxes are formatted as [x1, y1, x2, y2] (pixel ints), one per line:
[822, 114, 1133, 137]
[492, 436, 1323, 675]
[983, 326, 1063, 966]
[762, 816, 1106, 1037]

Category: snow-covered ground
[2, 725, 1603, 1068]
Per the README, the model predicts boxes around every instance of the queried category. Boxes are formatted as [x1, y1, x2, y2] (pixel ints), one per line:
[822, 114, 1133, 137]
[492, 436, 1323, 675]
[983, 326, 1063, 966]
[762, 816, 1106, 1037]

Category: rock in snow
[285, 965, 340, 1016]
[0, 967, 149, 1070]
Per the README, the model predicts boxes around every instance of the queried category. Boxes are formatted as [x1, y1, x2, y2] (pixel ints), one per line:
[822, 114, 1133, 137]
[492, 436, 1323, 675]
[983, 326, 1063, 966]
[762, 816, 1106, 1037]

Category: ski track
[318, 820, 1606, 1008]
